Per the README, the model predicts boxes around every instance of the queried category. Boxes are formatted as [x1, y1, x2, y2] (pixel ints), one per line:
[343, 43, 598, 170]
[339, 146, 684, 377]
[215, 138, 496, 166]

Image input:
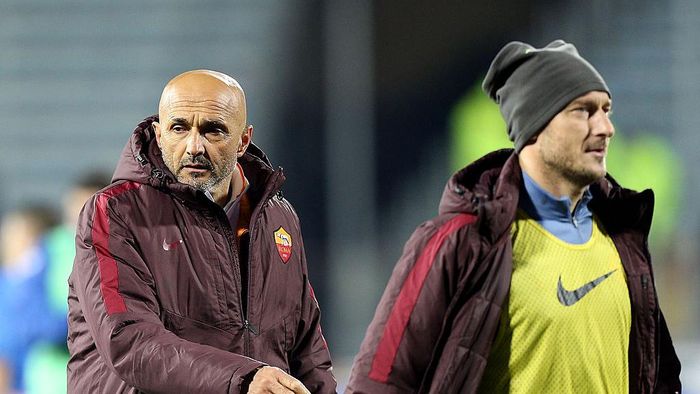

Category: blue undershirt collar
[519, 170, 594, 244]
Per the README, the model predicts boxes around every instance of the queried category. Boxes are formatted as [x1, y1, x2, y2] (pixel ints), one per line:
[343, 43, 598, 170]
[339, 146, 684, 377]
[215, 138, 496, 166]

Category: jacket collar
[588, 174, 654, 239]
[440, 149, 654, 242]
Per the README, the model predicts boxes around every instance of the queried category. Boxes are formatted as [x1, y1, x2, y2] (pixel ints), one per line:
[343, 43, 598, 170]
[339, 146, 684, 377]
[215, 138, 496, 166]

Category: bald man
[67, 70, 336, 393]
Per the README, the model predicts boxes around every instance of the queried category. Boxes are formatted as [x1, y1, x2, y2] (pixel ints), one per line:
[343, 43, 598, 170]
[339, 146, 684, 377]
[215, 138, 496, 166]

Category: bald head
[153, 69, 253, 204]
[158, 70, 247, 124]
[169, 69, 242, 89]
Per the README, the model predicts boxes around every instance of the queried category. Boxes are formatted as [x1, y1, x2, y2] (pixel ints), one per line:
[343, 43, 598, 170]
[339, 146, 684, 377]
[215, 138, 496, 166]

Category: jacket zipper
[610, 234, 649, 393]
[187, 165, 283, 357]
[241, 205, 256, 359]
[642, 236, 661, 393]
[640, 273, 650, 391]
[215, 215, 250, 354]
[243, 219, 256, 359]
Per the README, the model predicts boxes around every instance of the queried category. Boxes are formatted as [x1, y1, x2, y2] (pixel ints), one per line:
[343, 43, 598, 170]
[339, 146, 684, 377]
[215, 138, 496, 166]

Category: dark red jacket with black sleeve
[346, 149, 681, 393]
[67, 116, 336, 393]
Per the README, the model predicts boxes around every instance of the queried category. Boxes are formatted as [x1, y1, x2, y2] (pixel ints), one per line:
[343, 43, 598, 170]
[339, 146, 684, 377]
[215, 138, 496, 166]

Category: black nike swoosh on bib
[557, 269, 617, 306]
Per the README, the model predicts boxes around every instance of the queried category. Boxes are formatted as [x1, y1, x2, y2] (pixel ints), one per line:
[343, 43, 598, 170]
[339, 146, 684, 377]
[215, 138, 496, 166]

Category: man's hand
[248, 366, 311, 394]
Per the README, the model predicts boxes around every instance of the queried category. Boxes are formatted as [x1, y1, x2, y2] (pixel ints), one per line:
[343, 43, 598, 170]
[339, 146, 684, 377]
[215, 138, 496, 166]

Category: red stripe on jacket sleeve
[92, 181, 141, 315]
[368, 213, 477, 383]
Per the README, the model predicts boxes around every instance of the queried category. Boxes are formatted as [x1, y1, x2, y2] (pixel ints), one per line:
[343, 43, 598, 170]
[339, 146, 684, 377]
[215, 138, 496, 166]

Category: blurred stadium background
[0, 0, 698, 392]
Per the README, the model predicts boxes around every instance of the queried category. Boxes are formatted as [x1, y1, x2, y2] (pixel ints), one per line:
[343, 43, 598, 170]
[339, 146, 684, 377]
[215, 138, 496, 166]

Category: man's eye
[206, 129, 226, 140]
[570, 107, 588, 117]
[172, 125, 187, 133]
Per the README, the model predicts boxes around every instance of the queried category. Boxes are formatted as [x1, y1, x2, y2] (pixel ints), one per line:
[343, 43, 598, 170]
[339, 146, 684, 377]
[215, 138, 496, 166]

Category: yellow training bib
[479, 210, 631, 393]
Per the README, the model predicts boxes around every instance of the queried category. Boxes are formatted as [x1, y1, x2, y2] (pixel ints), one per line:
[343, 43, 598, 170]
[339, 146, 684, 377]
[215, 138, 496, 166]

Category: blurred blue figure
[0, 205, 60, 392]
[21, 172, 108, 394]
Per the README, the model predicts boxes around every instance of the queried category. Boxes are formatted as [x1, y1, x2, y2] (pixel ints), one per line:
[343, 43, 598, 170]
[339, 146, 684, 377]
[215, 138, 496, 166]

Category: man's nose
[185, 131, 205, 156]
[591, 110, 615, 138]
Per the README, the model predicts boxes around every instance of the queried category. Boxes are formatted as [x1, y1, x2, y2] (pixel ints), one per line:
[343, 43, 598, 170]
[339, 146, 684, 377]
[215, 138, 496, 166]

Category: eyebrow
[202, 120, 228, 129]
[569, 98, 612, 108]
[169, 117, 190, 125]
[166, 116, 229, 131]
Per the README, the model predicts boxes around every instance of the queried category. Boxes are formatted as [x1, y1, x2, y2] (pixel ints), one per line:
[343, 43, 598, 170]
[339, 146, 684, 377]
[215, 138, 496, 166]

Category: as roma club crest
[274, 226, 292, 263]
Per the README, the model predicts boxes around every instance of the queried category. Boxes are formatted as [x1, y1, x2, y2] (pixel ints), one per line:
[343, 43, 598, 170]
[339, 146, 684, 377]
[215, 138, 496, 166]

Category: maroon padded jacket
[67, 116, 336, 393]
[346, 150, 681, 393]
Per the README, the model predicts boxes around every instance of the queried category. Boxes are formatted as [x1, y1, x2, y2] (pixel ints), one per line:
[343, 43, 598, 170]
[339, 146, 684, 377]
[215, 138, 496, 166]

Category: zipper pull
[244, 320, 259, 335]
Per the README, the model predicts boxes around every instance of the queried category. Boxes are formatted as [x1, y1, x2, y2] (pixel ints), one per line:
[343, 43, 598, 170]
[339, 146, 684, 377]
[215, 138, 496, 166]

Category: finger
[268, 382, 294, 394]
[277, 375, 310, 394]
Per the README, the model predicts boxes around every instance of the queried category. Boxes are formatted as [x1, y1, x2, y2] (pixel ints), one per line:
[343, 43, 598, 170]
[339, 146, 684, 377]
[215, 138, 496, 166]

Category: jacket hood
[112, 115, 281, 204]
[439, 149, 521, 241]
[440, 148, 655, 241]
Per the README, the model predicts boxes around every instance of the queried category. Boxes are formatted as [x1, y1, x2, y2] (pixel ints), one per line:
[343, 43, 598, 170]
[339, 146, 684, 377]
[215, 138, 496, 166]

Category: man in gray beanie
[347, 40, 681, 393]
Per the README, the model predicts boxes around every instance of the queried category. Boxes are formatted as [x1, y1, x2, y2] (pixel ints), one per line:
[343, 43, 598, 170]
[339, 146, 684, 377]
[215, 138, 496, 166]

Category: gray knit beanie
[482, 40, 610, 152]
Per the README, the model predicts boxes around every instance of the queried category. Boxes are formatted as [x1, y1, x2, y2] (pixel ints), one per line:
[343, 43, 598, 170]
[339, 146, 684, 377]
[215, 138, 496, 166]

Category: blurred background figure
[0, 172, 108, 394]
[0, 204, 59, 392]
[22, 172, 109, 394]
[1, 1, 699, 392]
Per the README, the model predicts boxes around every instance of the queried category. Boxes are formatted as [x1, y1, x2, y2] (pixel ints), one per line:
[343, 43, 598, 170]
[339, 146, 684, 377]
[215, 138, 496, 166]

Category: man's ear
[238, 125, 254, 157]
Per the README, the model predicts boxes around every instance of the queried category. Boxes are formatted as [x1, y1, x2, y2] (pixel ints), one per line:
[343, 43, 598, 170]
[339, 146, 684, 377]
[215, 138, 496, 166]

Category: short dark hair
[74, 171, 111, 191]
